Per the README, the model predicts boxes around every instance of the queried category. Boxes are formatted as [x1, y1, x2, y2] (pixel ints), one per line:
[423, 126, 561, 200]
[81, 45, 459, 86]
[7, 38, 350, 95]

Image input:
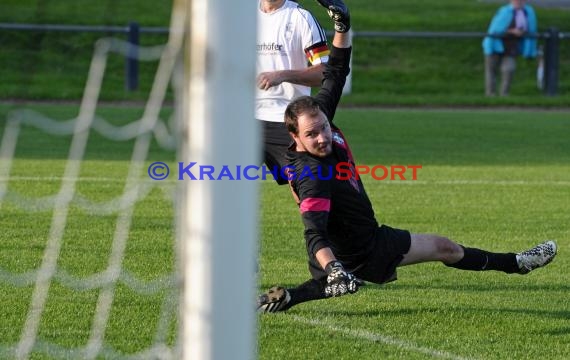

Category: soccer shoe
[516, 240, 557, 274]
[257, 286, 291, 313]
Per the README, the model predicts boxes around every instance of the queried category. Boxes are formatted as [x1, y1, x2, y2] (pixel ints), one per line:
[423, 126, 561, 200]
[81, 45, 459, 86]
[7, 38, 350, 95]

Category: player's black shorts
[308, 225, 411, 284]
[352, 225, 412, 284]
[260, 120, 293, 185]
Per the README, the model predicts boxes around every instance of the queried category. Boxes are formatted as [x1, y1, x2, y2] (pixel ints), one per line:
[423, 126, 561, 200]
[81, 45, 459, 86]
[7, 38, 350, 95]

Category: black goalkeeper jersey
[286, 45, 378, 276]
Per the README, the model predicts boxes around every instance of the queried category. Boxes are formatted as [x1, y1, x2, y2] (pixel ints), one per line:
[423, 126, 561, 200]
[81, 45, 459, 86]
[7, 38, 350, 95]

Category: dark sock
[285, 278, 327, 310]
[446, 246, 519, 273]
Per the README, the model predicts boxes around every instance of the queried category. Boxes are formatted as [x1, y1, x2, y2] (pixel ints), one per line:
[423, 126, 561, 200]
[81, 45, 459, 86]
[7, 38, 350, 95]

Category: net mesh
[0, 1, 186, 358]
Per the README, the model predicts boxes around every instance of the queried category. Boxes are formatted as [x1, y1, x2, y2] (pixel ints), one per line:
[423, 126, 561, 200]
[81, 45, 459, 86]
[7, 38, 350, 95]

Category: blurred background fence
[1, 0, 569, 107]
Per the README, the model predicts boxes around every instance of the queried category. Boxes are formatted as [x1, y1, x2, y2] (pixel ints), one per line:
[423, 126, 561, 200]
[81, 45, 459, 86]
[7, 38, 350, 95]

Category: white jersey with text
[257, 0, 329, 122]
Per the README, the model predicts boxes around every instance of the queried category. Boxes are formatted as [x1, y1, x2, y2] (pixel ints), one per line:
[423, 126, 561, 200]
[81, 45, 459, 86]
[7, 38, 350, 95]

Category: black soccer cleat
[257, 286, 291, 313]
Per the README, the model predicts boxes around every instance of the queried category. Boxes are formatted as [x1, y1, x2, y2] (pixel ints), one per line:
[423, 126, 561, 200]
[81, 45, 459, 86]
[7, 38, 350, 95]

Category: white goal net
[0, 0, 257, 359]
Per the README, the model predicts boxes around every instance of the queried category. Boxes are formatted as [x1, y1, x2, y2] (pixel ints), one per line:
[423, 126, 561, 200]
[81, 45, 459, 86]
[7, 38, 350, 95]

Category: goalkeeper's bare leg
[258, 237, 557, 313]
[400, 234, 557, 274]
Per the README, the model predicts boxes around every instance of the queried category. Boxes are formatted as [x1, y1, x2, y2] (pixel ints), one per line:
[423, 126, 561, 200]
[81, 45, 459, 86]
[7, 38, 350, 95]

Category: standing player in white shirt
[257, 0, 330, 184]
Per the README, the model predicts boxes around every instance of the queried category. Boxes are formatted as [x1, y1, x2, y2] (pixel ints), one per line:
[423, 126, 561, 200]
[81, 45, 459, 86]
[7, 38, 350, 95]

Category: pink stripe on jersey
[300, 197, 331, 213]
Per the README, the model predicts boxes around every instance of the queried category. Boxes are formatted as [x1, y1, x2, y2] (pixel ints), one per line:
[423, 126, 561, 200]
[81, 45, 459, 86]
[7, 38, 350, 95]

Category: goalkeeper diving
[257, 0, 557, 313]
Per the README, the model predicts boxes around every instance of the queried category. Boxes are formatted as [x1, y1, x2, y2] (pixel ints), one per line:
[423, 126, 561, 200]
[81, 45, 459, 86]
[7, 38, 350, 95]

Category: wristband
[325, 260, 344, 274]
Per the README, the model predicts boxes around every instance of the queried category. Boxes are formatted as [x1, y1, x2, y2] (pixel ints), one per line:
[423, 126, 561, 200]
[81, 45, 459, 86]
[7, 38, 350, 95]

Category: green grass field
[259, 110, 570, 359]
[258, 108, 570, 359]
[1, 0, 569, 104]
[0, 104, 568, 359]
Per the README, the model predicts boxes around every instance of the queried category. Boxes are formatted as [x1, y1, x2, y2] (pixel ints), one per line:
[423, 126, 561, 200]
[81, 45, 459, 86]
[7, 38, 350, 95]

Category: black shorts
[353, 225, 411, 284]
[260, 120, 293, 185]
[309, 225, 412, 284]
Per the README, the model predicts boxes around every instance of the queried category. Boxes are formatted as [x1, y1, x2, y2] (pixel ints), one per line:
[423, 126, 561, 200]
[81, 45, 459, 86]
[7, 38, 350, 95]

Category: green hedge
[1, 0, 569, 106]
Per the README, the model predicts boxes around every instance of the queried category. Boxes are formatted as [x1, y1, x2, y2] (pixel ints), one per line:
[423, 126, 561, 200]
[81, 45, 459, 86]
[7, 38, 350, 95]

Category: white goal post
[182, 0, 258, 360]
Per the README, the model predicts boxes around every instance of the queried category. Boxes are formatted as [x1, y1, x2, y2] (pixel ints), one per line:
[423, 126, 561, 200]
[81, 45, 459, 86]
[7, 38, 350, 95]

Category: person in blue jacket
[482, 0, 538, 96]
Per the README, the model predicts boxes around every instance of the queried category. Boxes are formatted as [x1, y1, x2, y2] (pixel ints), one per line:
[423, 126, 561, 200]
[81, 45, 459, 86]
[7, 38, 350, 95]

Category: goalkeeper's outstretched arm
[310, 0, 351, 121]
[315, 0, 351, 48]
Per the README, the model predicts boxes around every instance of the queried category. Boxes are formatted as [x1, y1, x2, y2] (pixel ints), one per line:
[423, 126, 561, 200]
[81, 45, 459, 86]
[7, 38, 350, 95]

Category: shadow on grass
[390, 282, 570, 293]
[298, 305, 570, 323]
[543, 327, 570, 336]
[1, 106, 570, 166]
[259, 280, 570, 296]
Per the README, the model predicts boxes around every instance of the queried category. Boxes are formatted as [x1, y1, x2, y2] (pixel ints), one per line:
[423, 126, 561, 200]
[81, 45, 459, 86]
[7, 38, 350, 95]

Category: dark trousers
[485, 54, 516, 96]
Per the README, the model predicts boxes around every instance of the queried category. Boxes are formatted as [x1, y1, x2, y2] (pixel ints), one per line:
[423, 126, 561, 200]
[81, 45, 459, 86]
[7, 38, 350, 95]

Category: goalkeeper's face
[291, 111, 332, 157]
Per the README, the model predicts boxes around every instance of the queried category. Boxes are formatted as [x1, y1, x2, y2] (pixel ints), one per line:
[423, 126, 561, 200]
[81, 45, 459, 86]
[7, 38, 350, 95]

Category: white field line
[292, 315, 475, 360]
[374, 179, 570, 186]
[2, 176, 569, 186]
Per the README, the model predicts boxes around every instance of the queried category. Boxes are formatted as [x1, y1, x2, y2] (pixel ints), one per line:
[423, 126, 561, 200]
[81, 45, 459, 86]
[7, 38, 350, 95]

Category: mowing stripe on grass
[1, 176, 127, 182]
[377, 180, 570, 186]
[292, 315, 476, 360]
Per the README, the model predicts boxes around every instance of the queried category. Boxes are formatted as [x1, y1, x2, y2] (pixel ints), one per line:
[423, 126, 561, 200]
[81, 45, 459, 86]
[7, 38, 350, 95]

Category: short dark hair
[284, 96, 321, 135]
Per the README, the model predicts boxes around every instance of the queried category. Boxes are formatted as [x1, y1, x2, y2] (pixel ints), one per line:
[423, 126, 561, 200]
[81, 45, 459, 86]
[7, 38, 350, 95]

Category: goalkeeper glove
[324, 260, 359, 297]
[315, 0, 351, 33]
